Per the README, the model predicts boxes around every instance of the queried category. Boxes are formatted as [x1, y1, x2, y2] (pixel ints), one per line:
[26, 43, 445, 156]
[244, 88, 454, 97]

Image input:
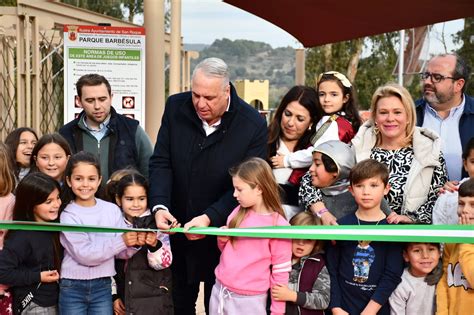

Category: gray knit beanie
[313, 140, 355, 181]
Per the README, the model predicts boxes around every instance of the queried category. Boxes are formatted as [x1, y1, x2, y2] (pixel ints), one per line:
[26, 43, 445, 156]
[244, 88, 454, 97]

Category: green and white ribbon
[0, 221, 472, 243]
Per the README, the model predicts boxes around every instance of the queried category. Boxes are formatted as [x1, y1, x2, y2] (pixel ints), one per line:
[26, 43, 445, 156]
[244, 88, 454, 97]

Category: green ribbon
[1, 221, 472, 243]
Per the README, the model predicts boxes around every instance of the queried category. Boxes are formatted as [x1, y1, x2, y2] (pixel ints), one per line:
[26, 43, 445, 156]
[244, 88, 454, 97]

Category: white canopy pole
[398, 30, 405, 85]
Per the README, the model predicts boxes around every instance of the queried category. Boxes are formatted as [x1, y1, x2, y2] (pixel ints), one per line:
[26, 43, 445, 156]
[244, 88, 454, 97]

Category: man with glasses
[416, 53, 474, 181]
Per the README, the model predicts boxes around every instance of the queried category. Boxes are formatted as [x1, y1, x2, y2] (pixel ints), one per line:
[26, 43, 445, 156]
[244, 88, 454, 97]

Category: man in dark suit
[148, 57, 268, 314]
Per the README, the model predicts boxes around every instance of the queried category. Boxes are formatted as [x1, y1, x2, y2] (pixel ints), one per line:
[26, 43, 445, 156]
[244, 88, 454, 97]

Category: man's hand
[154, 209, 180, 233]
[40, 270, 59, 283]
[183, 214, 211, 241]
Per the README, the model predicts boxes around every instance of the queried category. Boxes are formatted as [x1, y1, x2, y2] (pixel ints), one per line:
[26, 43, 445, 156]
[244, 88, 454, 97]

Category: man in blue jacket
[416, 53, 474, 180]
[148, 58, 267, 314]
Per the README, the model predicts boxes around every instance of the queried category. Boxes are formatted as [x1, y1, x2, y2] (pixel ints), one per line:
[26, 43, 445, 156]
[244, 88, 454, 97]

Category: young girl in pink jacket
[210, 157, 292, 315]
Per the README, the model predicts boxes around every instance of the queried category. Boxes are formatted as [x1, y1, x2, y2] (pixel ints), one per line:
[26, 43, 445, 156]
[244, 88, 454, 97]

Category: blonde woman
[352, 83, 447, 224]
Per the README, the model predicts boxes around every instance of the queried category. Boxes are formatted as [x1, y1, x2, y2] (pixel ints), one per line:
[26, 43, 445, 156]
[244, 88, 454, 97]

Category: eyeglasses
[419, 72, 458, 83]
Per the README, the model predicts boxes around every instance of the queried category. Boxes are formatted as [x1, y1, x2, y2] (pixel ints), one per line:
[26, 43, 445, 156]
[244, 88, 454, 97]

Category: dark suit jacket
[148, 83, 267, 281]
[415, 94, 474, 178]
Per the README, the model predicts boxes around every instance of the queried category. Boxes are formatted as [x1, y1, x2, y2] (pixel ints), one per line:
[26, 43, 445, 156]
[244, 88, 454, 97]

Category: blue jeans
[59, 278, 112, 315]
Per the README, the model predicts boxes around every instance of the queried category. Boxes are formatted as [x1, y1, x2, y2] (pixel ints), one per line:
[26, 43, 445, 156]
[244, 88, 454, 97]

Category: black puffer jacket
[114, 216, 173, 315]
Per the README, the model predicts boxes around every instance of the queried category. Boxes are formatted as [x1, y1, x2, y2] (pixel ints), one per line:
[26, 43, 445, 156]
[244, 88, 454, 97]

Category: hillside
[183, 43, 209, 52]
[190, 38, 295, 107]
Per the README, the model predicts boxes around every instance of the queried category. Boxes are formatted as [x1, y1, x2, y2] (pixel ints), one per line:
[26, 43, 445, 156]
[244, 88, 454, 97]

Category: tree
[347, 38, 364, 82]
[356, 33, 398, 109]
[305, 41, 355, 87]
[234, 66, 247, 77]
[62, 0, 124, 19]
[122, 0, 144, 23]
[454, 18, 474, 95]
[305, 33, 398, 109]
[60, 0, 171, 28]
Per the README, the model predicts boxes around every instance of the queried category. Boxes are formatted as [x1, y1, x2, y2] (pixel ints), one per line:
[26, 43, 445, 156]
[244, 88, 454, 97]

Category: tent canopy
[224, 0, 474, 47]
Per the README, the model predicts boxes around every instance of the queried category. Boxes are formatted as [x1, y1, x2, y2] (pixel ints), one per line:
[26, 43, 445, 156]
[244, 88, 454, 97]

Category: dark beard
[423, 88, 454, 106]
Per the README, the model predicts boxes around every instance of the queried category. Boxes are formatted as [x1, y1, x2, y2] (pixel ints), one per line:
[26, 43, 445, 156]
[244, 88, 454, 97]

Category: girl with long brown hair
[0, 172, 62, 314]
[209, 157, 292, 315]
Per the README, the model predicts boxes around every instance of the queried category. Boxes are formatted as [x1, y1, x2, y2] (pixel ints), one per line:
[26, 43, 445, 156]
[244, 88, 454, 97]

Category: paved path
[196, 282, 205, 314]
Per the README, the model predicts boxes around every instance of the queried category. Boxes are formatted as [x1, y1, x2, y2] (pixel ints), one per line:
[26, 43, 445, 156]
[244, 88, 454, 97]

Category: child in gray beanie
[299, 140, 390, 224]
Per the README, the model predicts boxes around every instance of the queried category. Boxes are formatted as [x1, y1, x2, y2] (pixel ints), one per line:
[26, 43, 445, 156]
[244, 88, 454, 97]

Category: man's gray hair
[192, 57, 230, 89]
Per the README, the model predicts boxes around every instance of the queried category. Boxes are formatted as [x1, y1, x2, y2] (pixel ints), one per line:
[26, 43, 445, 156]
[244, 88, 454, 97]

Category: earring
[373, 124, 379, 136]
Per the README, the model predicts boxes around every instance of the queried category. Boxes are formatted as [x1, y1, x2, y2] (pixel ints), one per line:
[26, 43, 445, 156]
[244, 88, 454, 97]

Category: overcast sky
[181, 0, 300, 48]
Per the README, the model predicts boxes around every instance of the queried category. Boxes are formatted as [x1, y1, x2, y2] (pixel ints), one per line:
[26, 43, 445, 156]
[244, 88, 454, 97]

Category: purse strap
[310, 114, 339, 145]
[16, 283, 41, 314]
